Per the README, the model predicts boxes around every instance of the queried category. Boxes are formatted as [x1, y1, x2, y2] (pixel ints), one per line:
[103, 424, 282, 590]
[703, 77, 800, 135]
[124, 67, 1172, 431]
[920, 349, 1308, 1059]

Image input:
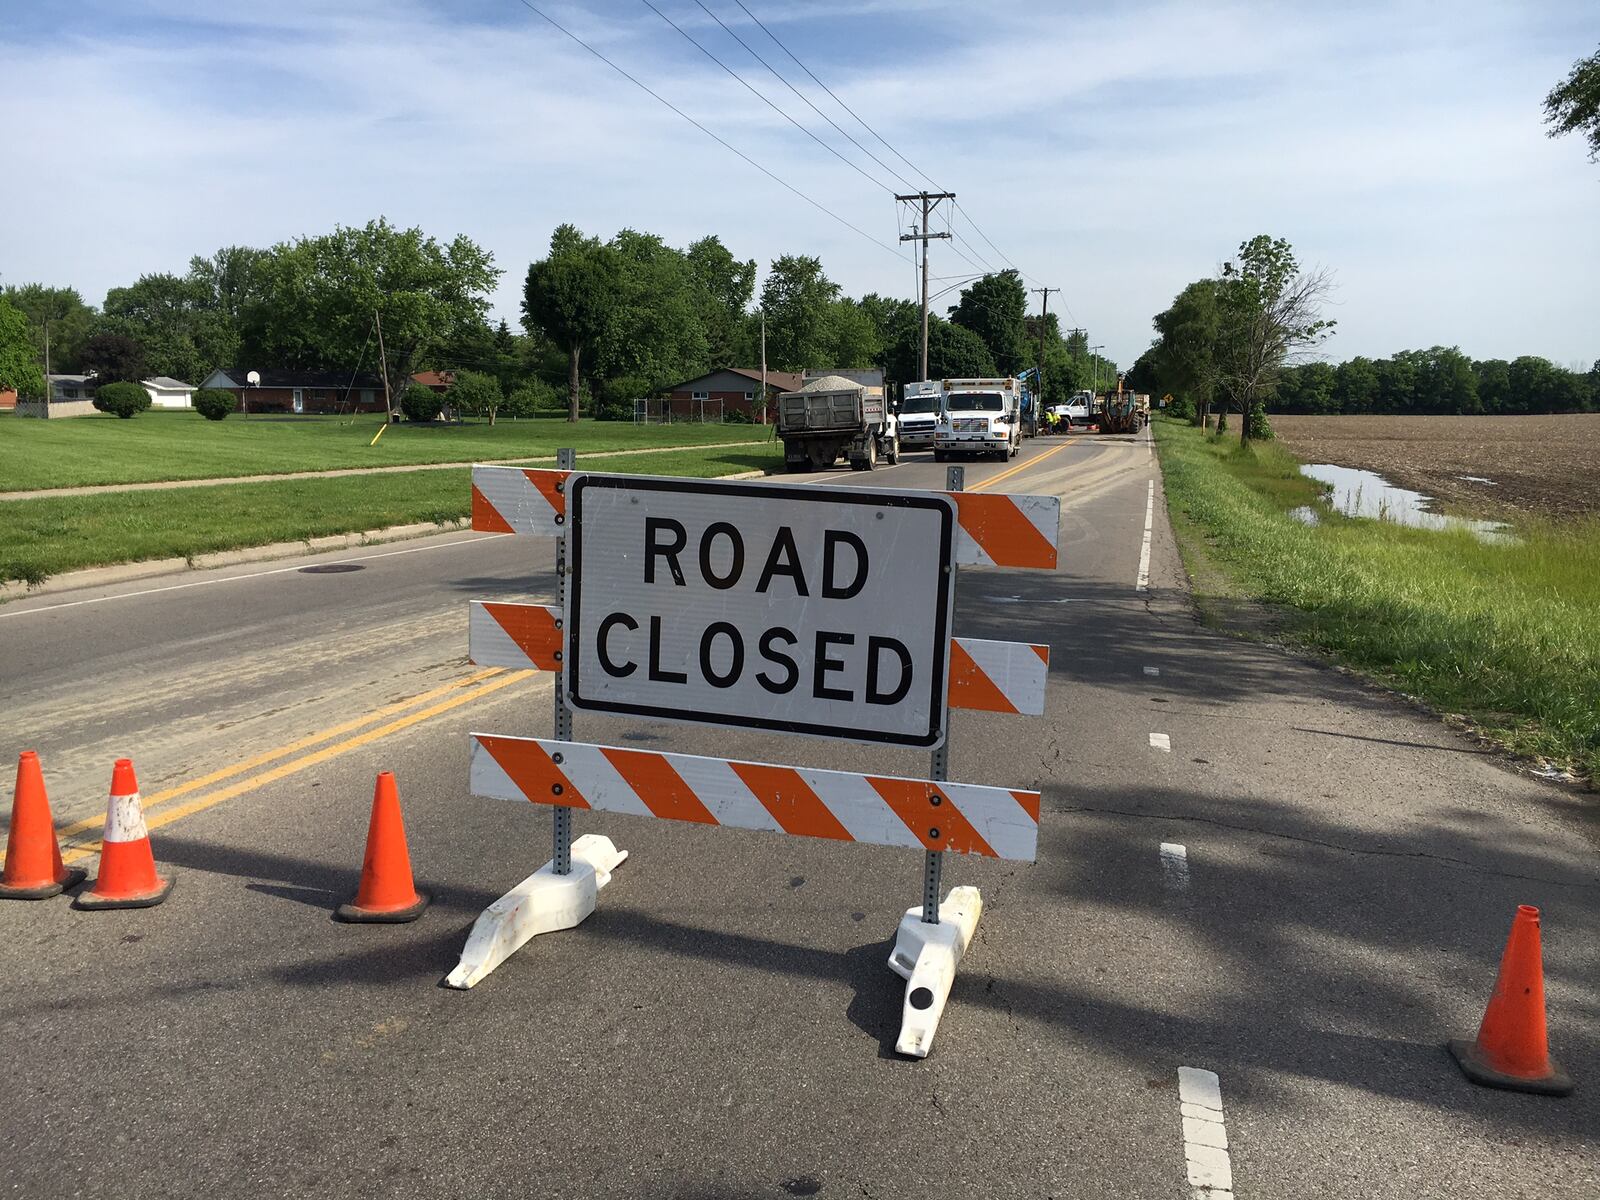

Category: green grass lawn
[0, 409, 773, 491]
[0, 442, 781, 587]
[1154, 416, 1600, 784]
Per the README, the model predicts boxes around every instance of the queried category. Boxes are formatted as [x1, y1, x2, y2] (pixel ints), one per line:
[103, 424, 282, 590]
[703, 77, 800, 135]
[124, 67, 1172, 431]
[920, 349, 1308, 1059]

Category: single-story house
[659, 368, 803, 422]
[411, 370, 456, 394]
[15, 374, 100, 418]
[200, 368, 389, 415]
[143, 376, 196, 409]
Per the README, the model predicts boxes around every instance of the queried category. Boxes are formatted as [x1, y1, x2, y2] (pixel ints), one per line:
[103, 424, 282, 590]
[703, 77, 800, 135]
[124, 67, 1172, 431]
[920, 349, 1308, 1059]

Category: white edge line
[1137, 479, 1154, 591]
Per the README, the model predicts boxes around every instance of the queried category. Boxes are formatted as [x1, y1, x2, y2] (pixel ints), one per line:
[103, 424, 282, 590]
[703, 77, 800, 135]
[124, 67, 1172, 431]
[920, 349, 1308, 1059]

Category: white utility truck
[896, 381, 943, 452]
[777, 374, 899, 473]
[932, 377, 1023, 462]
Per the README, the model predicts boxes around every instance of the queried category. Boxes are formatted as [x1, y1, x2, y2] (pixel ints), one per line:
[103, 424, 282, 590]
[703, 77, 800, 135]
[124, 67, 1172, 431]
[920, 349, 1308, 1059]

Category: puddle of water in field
[1291, 464, 1509, 541]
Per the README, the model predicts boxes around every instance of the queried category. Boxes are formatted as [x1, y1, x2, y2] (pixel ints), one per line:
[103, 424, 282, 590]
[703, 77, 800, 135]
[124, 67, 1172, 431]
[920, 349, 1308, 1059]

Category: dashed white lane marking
[1160, 842, 1190, 890]
[1137, 479, 1154, 590]
[1150, 732, 1172, 752]
[1178, 1067, 1234, 1197]
[1144, 665, 1160, 676]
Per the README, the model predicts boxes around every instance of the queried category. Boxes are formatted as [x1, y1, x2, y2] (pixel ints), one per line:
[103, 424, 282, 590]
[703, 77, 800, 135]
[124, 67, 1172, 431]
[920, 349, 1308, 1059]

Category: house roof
[47, 374, 95, 385]
[663, 368, 803, 393]
[208, 368, 386, 390]
[144, 376, 194, 390]
[411, 371, 455, 389]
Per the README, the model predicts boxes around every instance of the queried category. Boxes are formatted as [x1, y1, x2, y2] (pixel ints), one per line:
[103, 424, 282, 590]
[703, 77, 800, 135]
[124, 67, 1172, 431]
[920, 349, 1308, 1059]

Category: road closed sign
[567, 476, 956, 747]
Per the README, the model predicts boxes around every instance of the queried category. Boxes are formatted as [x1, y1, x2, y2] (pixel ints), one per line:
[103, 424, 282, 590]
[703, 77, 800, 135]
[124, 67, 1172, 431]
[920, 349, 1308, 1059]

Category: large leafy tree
[1215, 235, 1335, 443]
[79, 332, 148, 383]
[101, 272, 238, 383]
[2, 284, 97, 374]
[1544, 45, 1600, 163]
[522, 224, 620, 422]
[1151, 279, 1225, 427]
[0, 297, 46, 398]
[949, 269, 1029, 374]
[245, 218, 499, 414]
[597, 229, 709, 394]
[827, 299, 881, 369]
[686, 235, 756, 369]
[882, 315, 995, 384]
[760, 255, 840, 372]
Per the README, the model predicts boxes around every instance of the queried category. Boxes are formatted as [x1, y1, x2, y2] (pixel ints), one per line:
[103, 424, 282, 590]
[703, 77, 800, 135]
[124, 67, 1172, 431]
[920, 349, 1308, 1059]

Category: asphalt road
[1, 433, 1595, 1199]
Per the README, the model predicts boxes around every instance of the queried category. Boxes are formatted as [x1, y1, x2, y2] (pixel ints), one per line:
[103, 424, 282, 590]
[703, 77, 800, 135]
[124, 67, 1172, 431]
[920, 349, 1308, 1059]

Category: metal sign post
[924, 463, 963, 925]
[552, 447, 575, 876]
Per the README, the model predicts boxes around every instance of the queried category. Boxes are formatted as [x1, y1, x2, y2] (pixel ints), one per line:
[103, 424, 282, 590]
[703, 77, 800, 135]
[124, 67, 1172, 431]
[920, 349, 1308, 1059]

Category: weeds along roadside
[1152, 415, 1600, 785]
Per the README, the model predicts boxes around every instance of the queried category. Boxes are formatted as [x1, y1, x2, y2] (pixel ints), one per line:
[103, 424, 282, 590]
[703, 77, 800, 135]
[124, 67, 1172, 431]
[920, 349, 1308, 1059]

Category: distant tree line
[1272, 350, 1600, 416]
[1, 216, 1118, 423]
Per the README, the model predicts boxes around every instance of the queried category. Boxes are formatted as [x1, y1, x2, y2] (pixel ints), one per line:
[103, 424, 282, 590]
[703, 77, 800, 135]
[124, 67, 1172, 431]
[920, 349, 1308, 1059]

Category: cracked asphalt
[1, 434, 1595, 1198]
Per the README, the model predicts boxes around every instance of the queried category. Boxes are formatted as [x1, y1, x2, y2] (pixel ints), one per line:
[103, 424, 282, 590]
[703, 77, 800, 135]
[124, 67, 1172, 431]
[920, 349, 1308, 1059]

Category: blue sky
[2, 0, 1596, 369]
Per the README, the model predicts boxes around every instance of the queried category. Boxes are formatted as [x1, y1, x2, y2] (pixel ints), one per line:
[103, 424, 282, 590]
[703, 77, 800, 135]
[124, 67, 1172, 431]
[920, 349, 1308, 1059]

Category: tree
[101, 272, 237, 383]
[2, 284, 96, 374]
[883, 315, 995, 383]
[450, 370, 504, 425]
[522, 224, 620, 422]
[596, 229, 708, 393]
[245, 218, 500, 417]
[1214, 236, 1335, 444]
[1151, 279, 1225, 428]
[1544, 45, 1600, 163]
[80, 332, 148, 383]
[686, 235, 756, 368]
[949, 270, 1029, 374]
[827, 299, 880, 368]
[0, 297, 46, 399]
[760, 255, 840, 372]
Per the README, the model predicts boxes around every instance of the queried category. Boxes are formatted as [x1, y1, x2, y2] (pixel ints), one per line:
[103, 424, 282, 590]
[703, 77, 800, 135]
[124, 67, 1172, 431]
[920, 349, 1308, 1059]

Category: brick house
[200, 368, 388, 415]
[660, 368, 803, 422]
[411, 370, 456, 394]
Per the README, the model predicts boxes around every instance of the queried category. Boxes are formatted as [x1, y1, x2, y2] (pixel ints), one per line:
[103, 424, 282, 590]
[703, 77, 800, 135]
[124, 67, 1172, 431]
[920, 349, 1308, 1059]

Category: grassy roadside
[1153, 416, 1600, 784]
[0, 442, 781, 587]
[0, 410, 773, 491]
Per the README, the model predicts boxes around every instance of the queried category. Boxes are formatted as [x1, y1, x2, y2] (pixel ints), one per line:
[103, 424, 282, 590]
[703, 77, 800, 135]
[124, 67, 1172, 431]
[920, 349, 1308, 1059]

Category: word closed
[568, 476, 956, 747]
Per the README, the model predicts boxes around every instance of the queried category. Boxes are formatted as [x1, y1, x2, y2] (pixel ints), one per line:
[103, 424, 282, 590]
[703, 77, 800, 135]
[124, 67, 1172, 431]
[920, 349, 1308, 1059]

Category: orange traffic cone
[336, 772, 428, 923]
[0, 751, 86, 900]
[1448, 905, 1573, 1096]
[74, 759, 174, 910]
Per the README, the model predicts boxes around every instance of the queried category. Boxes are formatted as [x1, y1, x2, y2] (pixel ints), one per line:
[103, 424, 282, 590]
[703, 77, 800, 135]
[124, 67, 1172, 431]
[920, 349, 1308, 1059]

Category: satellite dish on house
[246, 370, 261, 386]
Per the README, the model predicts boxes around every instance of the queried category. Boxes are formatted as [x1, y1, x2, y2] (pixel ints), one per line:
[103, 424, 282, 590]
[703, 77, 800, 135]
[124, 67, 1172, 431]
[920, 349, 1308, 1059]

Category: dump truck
[777, 374, 899, 472]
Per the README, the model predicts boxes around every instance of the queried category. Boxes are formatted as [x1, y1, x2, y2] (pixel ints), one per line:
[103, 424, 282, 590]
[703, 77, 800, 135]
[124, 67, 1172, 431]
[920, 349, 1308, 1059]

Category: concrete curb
[0, 519, 473, 603]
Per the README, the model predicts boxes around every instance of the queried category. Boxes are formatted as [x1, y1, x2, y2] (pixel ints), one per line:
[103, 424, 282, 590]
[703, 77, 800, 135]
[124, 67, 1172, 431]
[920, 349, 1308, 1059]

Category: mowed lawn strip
[0, 410, 772, 491]
[1154, 416, 1600, 783]
[0, 443, 781, 586]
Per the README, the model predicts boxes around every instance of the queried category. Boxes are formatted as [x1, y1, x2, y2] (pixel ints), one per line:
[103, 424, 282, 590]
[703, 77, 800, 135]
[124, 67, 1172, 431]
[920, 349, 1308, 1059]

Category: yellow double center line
[46, 666, 536, 867]
[970, 438, 1077, 493]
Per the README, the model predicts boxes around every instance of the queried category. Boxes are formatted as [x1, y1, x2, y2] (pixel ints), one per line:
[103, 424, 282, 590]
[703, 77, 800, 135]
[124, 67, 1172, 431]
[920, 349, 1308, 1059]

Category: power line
[692, 1, 919, 193]
[641, 0, 896, 197]
[731, 0, 945, 192]
[509, 0, 908, 263]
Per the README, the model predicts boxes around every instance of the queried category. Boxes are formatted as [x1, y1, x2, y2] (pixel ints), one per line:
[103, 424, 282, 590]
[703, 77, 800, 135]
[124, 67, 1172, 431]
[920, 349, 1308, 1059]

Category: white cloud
[0, 0, 1594, 367]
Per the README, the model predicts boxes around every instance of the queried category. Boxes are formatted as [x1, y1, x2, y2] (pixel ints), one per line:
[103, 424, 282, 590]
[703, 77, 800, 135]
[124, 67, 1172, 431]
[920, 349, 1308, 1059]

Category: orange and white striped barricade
[457, 457, 1058, 1056]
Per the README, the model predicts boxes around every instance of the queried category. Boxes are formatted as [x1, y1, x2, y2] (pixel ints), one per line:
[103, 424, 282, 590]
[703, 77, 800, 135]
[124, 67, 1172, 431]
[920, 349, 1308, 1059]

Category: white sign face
[567, 475, 956, 747]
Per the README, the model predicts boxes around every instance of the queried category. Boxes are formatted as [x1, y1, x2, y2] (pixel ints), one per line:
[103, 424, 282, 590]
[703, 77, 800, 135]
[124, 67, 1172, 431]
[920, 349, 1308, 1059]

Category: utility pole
[1030, 286, 1058, 404]
[760, 308, 767, 426]
[375, 310, 393, 422]
[1090, 343, 1105, 398]
[897, 191, 955, 380]
[43, 319, 51, 404]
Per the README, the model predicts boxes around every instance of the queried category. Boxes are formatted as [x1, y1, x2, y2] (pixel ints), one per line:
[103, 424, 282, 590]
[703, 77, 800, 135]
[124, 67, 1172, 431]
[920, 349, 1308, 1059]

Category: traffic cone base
[1448, 1039, 1573, 1097]
[73, 873, 175, 911]
[0, 865, 86, 901]
[335, 771, 428, 924]
[1, 750, 86, 901]
[335, 889, 429, 924]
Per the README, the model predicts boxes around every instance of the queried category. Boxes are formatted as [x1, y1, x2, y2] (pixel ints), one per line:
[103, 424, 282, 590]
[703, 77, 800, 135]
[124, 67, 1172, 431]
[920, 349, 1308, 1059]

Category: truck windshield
[900, 396, 940, 413]
[950, 392, 1005, 412]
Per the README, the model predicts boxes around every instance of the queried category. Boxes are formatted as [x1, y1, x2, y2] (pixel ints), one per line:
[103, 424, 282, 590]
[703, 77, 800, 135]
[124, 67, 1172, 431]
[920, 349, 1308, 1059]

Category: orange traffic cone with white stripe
[0, 751, 86, 900]
[336, 772, 428, 923]
[74, 758, 174, 910]
[1448, 905, 1573, 1096]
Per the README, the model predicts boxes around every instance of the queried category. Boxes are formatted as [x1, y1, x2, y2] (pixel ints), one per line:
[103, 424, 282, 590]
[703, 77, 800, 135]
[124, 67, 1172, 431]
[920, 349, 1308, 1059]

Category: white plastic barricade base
[444, 834, 627, 990]
[886, 884, 983, 1058]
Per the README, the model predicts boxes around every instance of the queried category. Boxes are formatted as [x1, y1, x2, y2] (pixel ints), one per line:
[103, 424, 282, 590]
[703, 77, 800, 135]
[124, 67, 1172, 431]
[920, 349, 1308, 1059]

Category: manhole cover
[298, 563, 365, 575]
